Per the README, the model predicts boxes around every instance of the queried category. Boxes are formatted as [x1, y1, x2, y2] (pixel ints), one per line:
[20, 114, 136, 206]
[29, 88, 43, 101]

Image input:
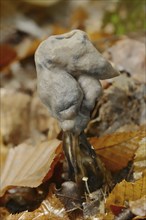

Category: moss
[103, 0, 145, 35]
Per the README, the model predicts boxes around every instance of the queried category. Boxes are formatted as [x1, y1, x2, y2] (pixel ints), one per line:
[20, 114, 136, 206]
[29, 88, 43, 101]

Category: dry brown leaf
[6, 193, 69, 220]
[22, 0, 61, 6]
[0, 89, 31, 145]
[133, 137, 146, 180]
[19, 39, 41, 60]
[102, 213, 114, 220]
[106, 175, 146, 210]
[129, 196, 146, 217]
[1, 24, 41, 63]
[30, 96, 61, 139]
[0, 134, 8, 173]
[103, 38, 146, 82]
[90, 126, 146, 172]
[51, 25, 70, 36]
[87, 74, 145, 137]
[88, 32, 121, 52]
[15, 38, 41, 60]
[0, 207, 10, 220]
[133, 217, 146, 220]
[0, 44, 17, 70]
[0, 139, 61, 197]
[88, 31, 111, 42]
[70, 7, 88, 28]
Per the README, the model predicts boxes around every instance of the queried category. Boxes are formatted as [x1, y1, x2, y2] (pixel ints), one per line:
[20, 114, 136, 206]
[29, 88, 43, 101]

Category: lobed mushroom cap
[35, 29, 119, 80]
[35, 30, 119, 134]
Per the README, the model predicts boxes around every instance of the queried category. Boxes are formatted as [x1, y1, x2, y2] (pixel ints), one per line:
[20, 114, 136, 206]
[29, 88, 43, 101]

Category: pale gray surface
[35, 30, 119, 134]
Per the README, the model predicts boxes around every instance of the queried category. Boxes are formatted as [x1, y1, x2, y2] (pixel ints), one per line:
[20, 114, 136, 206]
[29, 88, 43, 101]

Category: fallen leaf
[86, 74, 145, 137]
[51, 25, 70, 36]
[6, 193, 69, 220]
[70, 7, 88, 28]
[18, 39, 41, 60]
[0, 1, 19, 43]
[22, 0, 61, 6]
[133, 216, 146, 220]
[15, 38, 41, 60]
[129, 196, 146, 217]
[103, 38, 146, 82]
[0, 89, 31, 145]
[0, 207, 10, 220]
[0, 139, 61, 197]
[90, 125, 145, 172]
[0, 44, 17, 70]
[88, 31, 111, 42]
[110, 204, 126, 216]
[30, 96, 61, 139]
[103, 212, 115, 220]
[133, 137, 146, 180]
[0, 134, 8, 173]
[106, 175, 146, 210]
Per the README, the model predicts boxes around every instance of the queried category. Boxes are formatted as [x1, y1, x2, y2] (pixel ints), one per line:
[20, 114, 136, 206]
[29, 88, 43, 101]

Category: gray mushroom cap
[35, 29, 119, 134]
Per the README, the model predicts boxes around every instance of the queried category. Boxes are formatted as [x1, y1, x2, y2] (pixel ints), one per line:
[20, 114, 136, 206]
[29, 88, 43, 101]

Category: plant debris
[0, 0, 145, 219]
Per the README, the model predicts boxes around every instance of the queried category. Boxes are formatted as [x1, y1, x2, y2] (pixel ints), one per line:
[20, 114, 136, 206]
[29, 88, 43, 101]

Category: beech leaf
[90, 125, 145, 172]
[0, 139, 61, 197]
[6, 193, 69, 220]
[106, 175, 146, 210]
[133, 137, 146, 180]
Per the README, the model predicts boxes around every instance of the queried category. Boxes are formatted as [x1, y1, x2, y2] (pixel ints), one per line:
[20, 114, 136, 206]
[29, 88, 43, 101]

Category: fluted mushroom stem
[63, 131, 109, 193]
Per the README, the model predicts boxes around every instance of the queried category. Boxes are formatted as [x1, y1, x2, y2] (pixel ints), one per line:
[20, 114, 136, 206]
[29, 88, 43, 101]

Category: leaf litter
[0, 0, 145, 219]
[1, 126, 146, 219]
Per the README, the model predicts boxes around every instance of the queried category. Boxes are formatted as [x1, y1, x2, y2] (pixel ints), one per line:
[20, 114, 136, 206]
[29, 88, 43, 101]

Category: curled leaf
[0, 139, 61, 197]
[90, 126, 145, 172]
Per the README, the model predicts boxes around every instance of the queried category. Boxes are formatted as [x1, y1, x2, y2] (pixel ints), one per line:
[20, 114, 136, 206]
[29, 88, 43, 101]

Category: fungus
[35, 29, 119, 193]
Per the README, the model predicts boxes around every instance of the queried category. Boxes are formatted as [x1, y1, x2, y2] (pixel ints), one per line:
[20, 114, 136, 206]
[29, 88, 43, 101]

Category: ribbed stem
[63, 131, 112, 193]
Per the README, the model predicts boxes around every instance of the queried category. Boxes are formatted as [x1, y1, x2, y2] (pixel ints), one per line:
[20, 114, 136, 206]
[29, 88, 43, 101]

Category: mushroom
[35, 30, 119, 193]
